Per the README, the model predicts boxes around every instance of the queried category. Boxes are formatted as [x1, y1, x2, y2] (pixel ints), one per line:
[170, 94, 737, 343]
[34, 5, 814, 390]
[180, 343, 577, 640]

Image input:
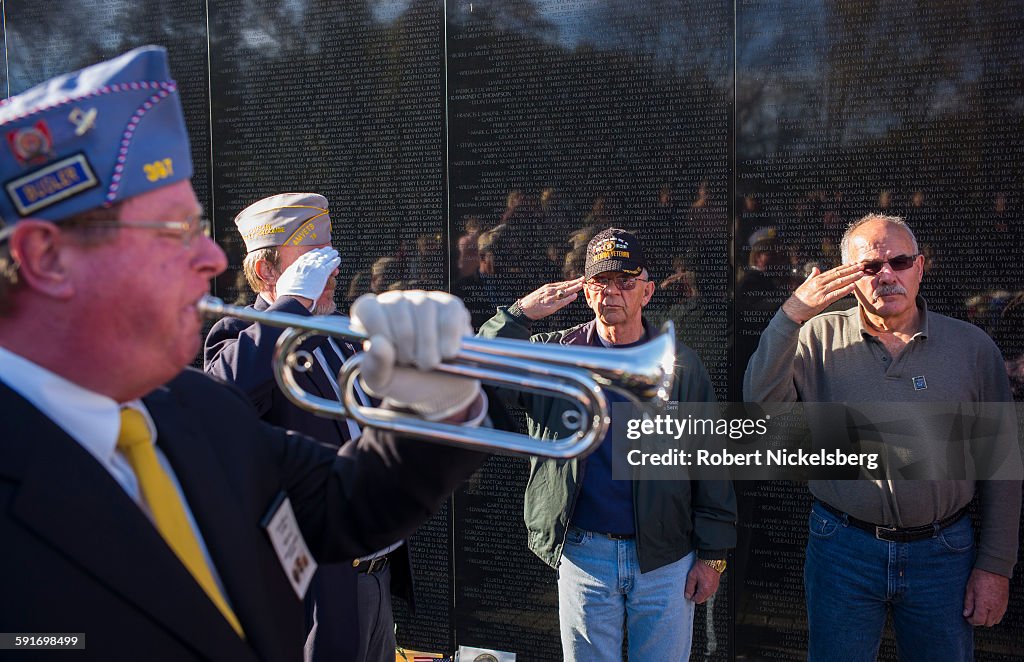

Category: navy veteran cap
[234, 193, 332, 252]
[585, 228, 647, 279]
[0, 45, 192, 236]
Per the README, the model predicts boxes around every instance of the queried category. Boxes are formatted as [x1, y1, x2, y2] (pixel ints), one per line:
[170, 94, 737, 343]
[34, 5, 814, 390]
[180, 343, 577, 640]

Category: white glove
[350, 290, 481, 420]
[276, 247, 341, 303]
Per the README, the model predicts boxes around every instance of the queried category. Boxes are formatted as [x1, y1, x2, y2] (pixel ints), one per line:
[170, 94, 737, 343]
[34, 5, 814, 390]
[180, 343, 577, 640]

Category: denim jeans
[557, 526, 696, 662]
[805, 501, 975, 662]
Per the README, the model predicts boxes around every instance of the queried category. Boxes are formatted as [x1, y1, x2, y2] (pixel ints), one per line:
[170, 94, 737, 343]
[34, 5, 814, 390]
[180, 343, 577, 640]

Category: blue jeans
[557, 526, 696, 662]
[805, 502, 975, 662]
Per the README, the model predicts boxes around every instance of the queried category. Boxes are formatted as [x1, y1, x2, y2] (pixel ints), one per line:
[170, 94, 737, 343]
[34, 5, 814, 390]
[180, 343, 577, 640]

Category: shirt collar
[856, 295, 930, 340]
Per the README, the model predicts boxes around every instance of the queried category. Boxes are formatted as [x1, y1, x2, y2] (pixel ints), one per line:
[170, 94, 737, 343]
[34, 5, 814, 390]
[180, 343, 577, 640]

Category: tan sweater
[744, 299, 1021, 577]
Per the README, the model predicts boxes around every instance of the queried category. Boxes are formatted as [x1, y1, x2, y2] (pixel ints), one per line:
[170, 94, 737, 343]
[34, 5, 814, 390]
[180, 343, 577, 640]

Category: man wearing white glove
[206, 193, 428, 662]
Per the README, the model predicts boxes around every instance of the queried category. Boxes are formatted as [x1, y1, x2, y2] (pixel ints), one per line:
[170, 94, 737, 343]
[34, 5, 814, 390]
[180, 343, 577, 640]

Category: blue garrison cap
[0, 45, 192, 235]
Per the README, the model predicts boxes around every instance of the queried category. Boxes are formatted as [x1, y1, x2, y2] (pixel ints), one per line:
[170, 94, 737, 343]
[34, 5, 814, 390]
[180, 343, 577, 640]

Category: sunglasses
[860, 254, 918, 275]
[584, 275, 649, 291]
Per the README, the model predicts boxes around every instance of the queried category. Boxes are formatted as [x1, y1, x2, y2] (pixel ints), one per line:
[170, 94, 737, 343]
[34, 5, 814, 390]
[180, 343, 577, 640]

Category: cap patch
[6, 153, 98, 216]
[7, 121, 54, 166]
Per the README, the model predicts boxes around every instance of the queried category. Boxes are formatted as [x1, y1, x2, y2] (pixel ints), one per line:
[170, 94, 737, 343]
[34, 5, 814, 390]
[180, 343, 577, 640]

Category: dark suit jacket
[203, 295, 412, 659]
[0, 369, 487, 661]
[203, 295, 357, 448]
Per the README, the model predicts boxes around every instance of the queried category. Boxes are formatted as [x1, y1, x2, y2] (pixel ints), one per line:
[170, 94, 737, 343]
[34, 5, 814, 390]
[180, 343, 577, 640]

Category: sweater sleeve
[974, 335, 1021, 578]
[743, 308, 803, 404]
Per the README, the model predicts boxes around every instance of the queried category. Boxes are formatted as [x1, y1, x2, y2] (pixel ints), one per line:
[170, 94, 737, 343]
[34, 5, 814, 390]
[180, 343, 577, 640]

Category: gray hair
[242, 247, 280, 294]
[840, 214, 919, 263]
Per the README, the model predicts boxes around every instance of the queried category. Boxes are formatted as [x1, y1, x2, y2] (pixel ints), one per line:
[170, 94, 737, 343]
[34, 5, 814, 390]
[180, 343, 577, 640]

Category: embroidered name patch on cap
[6, 153, 98, 215]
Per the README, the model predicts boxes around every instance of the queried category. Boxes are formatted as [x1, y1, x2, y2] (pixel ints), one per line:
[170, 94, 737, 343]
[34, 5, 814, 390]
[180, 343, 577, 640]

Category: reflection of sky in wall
[532, 0, 596, 48]
[371, 0, 414, 23]
[6, 0, 129, 94]
[738, 0, 824, 75]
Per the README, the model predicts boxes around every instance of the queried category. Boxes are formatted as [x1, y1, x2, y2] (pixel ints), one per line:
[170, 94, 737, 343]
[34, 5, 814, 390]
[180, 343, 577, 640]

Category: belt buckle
[367, 556, 387, 573]
[874, 525, 898, 542]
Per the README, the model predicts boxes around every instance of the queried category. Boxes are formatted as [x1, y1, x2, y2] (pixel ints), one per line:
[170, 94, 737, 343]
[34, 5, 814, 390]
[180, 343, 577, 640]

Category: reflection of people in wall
[745, 214, 1020, 661]
[735, 229, 797, 372]
[454, 225, 507, 329]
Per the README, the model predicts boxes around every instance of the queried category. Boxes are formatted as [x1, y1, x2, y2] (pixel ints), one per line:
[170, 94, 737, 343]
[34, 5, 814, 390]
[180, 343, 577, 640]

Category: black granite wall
[4, 1, 1020, 658]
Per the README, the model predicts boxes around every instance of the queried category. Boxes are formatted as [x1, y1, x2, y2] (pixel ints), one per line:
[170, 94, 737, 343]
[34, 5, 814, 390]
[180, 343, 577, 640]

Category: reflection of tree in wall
[737, 0, 1023, 329]
[448, 0, 732, 370]
[204, 0, 448, 304]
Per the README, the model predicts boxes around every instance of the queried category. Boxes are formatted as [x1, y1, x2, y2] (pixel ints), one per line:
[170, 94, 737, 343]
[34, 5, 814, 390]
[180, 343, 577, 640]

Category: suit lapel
[2, 383, 256, 661]
[255, 297, 351, 443]
[144, 384, 297, 660]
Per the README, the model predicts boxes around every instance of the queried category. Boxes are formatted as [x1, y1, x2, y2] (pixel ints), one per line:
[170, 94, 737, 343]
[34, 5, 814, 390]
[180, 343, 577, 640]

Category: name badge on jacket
[262, 492, 317, 599]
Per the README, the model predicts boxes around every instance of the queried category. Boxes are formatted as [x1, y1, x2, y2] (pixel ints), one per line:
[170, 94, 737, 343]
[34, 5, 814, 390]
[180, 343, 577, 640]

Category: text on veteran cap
[234, 193, 332, 252]
[584, 228, 647, 279]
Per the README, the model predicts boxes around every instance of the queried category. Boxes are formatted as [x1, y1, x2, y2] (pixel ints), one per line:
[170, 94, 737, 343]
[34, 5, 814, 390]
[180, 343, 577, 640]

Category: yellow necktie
[117, 408, 245, 638]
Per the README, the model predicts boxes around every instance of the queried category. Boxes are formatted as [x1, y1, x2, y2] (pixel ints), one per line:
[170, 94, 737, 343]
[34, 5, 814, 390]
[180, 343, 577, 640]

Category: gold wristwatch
[701, 558, 727, 573]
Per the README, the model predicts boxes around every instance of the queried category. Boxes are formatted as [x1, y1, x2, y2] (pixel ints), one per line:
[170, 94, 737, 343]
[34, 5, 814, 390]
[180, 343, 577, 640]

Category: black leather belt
[353, 554, 389, 574]
[817, 500, 968, 543]
[603, 532, 635, 540]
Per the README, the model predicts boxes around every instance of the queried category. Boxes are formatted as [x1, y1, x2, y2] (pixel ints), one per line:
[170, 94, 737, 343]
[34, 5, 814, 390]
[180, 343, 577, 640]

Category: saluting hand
[518, 276, 587, 321]
[781, 263, 864, 324]
[275, 246, 341, 306]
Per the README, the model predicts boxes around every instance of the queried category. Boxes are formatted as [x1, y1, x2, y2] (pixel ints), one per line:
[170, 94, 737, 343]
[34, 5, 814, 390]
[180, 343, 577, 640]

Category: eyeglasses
[584, 275, 649, 291]
[72, 219, 212, 248]
[860, 254, 918, 275]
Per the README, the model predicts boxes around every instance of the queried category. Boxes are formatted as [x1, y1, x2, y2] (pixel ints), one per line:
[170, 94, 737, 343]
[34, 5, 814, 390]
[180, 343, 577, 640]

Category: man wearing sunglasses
[479, 227, 736, 662]
[745, 214, 1020, 661]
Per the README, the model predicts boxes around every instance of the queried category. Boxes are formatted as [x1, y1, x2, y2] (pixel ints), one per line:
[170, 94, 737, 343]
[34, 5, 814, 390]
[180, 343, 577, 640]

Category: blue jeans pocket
[937, 520, 975, 552]
[564, 527, 589, 546]
[808, 508, 839, 539]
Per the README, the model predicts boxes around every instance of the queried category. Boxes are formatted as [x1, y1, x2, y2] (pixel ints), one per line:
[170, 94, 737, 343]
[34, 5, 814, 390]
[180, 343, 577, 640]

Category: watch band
[701, 558, 727, 573]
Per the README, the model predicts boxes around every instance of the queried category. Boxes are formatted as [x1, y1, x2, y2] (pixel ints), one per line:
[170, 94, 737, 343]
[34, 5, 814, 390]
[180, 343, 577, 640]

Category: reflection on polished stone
[2, 0, 1020, 658]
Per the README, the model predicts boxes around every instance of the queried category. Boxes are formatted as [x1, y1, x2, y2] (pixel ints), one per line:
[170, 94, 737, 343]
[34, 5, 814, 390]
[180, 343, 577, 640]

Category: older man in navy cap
[0, 46, 493, 661]
[479, 228, 736, 662]
[205, 193, 412, 662]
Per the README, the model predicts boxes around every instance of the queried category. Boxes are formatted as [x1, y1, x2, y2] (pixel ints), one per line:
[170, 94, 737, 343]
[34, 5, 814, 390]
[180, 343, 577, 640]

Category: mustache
[874, 284, 907, 299]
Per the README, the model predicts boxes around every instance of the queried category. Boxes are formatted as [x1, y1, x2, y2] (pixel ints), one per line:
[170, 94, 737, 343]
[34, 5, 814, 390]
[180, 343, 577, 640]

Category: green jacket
[478, 304, 737, 572]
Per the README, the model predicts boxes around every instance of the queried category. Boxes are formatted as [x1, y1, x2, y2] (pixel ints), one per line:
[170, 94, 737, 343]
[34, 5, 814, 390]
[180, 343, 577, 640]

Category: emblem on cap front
[68, 107, 98, 136]
[591, 237, 631, 261]
[7, 121, 54, 166]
